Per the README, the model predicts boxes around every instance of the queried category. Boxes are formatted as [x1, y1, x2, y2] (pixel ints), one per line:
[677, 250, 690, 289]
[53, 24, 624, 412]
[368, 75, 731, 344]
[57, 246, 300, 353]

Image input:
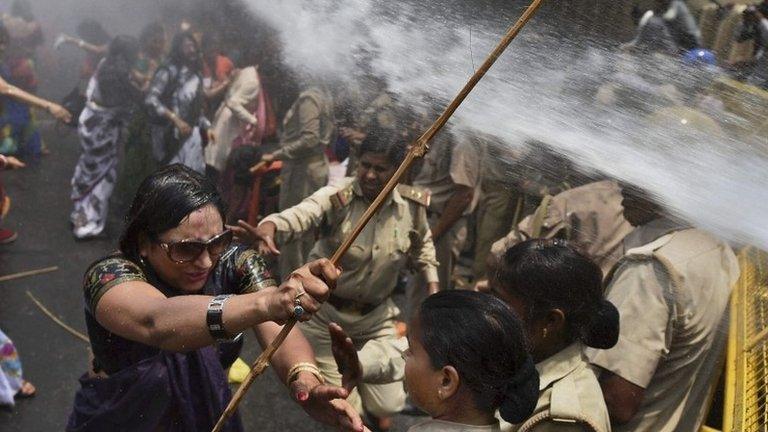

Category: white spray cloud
[245, 0, 768, 249]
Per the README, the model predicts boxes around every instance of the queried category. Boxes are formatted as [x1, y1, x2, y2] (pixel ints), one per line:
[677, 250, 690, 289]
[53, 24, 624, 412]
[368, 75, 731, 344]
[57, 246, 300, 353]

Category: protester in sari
[114, 21, 168, 212]
[0, 328, 35, 407]
[67, 164, 363, 432]
[69, 36, 142, 239]
[0, 153, 25, 243]
[0, 24, 71, 241]
[146, 31, 212, 173]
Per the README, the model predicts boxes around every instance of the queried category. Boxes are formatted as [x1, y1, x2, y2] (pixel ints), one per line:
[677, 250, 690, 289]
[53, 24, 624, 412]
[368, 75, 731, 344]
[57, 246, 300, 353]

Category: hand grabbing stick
[212, 1, 545, 429]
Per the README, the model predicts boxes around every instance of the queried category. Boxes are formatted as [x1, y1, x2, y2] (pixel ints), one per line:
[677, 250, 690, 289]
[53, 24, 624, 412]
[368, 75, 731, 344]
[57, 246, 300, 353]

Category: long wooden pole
[0, 266, 58, 283]
[213, 1, 545, 429]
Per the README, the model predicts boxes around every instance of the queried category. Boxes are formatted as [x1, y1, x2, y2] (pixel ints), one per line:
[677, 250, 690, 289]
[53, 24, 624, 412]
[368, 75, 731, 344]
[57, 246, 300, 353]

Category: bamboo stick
[213, 1, 545, 429]
[0, 266, 58, 283]
[26, 290, 90, 343]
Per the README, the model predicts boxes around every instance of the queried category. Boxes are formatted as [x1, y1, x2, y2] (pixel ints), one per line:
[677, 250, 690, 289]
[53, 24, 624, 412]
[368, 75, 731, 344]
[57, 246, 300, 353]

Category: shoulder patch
[330, 184, 355, 210]
[397, 184, 431, 206]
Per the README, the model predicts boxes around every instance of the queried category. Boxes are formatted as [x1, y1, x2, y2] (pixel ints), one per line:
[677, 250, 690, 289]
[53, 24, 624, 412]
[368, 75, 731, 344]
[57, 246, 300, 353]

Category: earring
[438, 390, 443, 399]
[140, 256, 147, 267]
[542, 328, 548, 339]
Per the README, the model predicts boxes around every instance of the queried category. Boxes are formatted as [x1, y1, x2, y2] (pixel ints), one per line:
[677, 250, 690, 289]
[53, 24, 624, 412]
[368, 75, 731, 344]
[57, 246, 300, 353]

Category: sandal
[14, 380, 36, 399]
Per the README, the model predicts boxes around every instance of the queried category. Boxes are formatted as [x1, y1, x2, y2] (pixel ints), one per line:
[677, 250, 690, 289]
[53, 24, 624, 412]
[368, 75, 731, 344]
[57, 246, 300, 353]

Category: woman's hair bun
[579, 299, 620, 349]
[499, 355, 540, 424]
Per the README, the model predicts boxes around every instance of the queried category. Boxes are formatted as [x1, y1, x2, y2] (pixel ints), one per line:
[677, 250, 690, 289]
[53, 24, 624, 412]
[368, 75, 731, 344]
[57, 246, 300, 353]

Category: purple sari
[67, 346, 242, 432]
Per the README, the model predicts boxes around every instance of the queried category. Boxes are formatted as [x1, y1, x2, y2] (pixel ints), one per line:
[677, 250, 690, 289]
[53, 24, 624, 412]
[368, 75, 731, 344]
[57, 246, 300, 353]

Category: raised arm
[94, 259, 335, 352]
[0, 75, 72, 123]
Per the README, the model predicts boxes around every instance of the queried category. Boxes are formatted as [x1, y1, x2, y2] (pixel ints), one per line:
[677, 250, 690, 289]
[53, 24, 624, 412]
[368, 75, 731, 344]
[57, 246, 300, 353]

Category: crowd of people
[0, 0, 758, 431]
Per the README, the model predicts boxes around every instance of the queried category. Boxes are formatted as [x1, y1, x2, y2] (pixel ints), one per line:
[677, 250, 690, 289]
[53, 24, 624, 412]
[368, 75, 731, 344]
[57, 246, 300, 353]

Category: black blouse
[82, 246, 276, 374]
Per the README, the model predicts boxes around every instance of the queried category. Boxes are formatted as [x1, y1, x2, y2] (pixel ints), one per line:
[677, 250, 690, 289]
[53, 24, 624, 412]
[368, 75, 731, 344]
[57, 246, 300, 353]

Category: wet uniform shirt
[83, 246, 275, 374]
[412, 133, 481, 216]
[409, 419, 501, 432]
[272, 87, 335, 161]
[513, 343, 611, 432]
[585, 218, 739, 432]
[261, 177, 438, 304]
[491, 180, 633, 276]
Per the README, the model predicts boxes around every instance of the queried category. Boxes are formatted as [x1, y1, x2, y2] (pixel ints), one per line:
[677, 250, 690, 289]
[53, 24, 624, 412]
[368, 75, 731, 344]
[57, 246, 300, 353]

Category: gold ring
[295, 290, 306, 299]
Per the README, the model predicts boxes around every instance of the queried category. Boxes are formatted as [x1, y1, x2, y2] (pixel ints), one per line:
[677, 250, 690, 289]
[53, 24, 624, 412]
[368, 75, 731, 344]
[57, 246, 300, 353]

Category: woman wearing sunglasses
[66, 164, 364, 432]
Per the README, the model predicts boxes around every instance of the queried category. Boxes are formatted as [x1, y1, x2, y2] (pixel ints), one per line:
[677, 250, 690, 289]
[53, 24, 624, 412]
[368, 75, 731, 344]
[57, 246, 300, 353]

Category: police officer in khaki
[261, 84, 336, 278]
[585, 183, 739, 432]
[488, 179, 634, 278]
[236, 129, 439, 425]
[489, 239, 618, 432]
[405, 122, 481, 319]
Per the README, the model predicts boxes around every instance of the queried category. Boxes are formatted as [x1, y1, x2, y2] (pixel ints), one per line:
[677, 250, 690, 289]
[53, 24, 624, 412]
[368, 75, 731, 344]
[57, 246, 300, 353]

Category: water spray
[212, 0, 545, 429]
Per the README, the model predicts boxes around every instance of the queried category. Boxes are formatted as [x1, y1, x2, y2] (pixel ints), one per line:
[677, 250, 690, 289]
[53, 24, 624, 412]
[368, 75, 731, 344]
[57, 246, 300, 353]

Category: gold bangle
[286, 362, 324, 386]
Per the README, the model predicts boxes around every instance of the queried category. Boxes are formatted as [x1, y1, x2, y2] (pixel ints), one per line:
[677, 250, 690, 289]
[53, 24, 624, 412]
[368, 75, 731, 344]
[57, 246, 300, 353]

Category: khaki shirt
[491, 181, 633, 276]
[273, 87, 335, 160]
[513, 343, 611, 432]
[357, 336, 407, 384]
[262, 177, 439, 304]
[410, 419, 501, 432]
[585, 218, 739, 432]
[357, 92, 397, 130]
[412, 132, 482, 215]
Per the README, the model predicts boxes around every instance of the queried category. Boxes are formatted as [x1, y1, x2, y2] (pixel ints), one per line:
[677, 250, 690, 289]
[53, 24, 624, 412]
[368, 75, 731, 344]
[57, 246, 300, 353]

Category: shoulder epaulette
[397, 184, 431, 207]
[330, 184, 355, 210]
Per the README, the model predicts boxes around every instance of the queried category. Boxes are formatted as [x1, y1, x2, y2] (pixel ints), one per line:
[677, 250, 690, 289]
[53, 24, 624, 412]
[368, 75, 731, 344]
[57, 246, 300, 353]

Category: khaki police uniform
[506, 343, 611, 432]
[472, 136, 526, 280]
[273, 86, 336, 278]
[406, 132, 481, 317]
[491, 180, 633, 277]
[585, 218, 739, 432]
[409, 419, 502, 432]
[261, 177, 438, 416]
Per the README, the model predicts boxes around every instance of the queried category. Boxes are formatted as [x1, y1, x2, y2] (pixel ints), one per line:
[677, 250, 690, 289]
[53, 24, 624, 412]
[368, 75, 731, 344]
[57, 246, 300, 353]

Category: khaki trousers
[473, 183, 519, 280]
[300, 298, 406, 417]
[404, 215, 467, 321]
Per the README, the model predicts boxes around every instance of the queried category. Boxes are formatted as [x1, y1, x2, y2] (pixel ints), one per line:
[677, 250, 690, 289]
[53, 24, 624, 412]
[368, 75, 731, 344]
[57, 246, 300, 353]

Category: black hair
[139, 21, 165, 53]
[96, 36, 141, 106]
[76, 19, 110, 46]
[494, 239, 619, 350]
[168, 31, 202, 72]
[358, 126, 408, 167]
[418, 290, 539, 424]
[119, 164, 227, 263]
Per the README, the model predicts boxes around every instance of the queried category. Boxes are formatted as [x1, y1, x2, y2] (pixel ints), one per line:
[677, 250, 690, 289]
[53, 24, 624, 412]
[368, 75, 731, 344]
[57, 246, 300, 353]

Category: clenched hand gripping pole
[213, 1, 545, 429]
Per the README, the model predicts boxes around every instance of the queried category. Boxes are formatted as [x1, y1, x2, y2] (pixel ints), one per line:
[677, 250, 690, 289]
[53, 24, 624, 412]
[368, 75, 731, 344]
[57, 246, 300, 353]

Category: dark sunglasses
[157, 230, 233, 264]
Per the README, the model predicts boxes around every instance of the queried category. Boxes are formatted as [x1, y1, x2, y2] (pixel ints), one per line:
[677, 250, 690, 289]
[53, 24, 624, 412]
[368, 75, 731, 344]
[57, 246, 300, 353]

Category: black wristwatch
[206, 295, 243, 343]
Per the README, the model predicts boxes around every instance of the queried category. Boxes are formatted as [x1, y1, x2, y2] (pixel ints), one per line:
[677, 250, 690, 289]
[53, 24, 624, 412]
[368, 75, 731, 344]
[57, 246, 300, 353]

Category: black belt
[327, 294, 378, 315]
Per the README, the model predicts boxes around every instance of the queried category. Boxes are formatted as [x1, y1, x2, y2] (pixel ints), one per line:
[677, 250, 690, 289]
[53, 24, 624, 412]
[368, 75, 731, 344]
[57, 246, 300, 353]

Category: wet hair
[119, 164, 227, 263]
[76, 19, 110, 46]
[358, 126, 408, 167]
[168, 31, 202, 72]
[494, 239, 619, 350]
[418, 290, 539, 424]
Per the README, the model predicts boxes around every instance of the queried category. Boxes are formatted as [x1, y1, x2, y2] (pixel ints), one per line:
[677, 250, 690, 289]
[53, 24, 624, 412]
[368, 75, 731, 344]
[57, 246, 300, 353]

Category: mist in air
[18, 0, 768, 248]
[245, 0, 768, 249]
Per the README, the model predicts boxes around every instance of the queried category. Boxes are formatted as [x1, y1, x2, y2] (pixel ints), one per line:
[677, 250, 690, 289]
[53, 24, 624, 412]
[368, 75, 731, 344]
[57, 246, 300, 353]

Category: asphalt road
[0, 122, 423, 431]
